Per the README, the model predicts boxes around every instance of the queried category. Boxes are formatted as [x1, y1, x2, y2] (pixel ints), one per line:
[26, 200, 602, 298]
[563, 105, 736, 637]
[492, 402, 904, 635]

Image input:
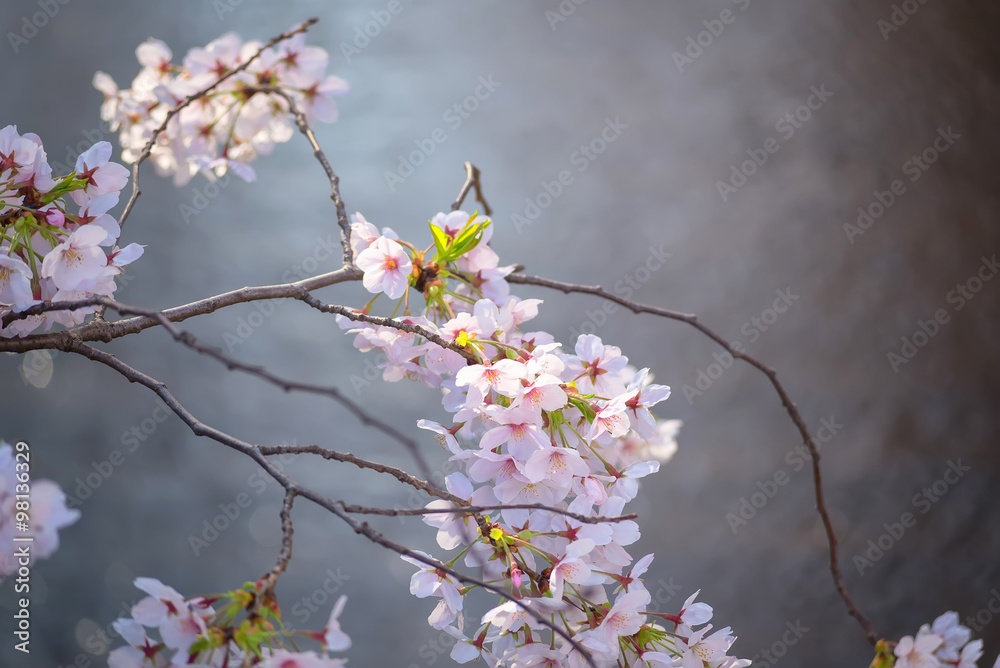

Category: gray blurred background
[2, 0, 999, 665]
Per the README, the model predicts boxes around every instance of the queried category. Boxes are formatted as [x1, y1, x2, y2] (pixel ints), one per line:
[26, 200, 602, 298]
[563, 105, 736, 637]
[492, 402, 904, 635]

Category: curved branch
[297, 293, 478, 363]
[507, 271, 878, 645]
[259, 489, 297, 595]
[66, 341, 597, 667]
[244, 86, 353, 264]
[451, 162, 492, 216]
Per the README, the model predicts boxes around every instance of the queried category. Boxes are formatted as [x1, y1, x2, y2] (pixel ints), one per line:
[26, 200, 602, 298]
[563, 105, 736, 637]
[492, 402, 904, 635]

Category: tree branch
[65, 340, 597, 667]
[297, 293, 479, 363]
[245, 86, 352, 264]
[0, 265, 361, 353]
[507, 271, 878, 645]
[259, 489, 297, 595]
[451, 162, 492, 216]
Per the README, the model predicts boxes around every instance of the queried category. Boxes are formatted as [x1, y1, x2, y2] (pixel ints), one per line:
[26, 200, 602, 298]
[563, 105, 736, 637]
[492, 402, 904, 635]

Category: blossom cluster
[108, 577, 351, 668]
[93, 26, 349, 186]
[879, 611, 997, 668]
[0, 126, 143, 337]
[0, 440, 79, 579]
[339, 210, 747, 667]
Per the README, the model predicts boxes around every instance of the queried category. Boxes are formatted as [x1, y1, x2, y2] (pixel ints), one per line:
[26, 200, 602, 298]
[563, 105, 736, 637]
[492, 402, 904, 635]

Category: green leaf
[449, 219, 491, 258]
[40, 173, 82, 205]
[868, 640, 896, 668]
[429, 221, 451, 259]
[568, 396, 597, 423]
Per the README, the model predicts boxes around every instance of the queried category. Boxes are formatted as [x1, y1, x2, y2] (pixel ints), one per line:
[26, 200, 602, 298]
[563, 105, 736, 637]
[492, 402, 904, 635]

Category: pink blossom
[40, 225, 109, 291]
[74, 141, 129, 198]
[355, 236, 412, 300]
[479, 405, 550, 459]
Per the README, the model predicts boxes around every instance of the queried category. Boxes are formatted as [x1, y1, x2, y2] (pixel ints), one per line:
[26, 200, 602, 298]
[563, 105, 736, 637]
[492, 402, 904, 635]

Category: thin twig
[451, 162, 492, 216]
[245, 86, 353, 264]
[297, 293, 478, 363]
[507, 271, 878, 645]
[258, 443, 451, 501]
[260, 445, 635, 524]
[82, 298, 434, 481]
[259, 489, 297, 594]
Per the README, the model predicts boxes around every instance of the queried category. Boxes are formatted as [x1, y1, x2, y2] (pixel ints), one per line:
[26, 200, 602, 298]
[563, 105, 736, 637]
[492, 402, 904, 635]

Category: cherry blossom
[895, 631, 943, 668]
[94, 25, 348, 184]
[0, 256, 34, 310]
[0, 125, 140, 336]
[549, 539, 598, 602]
[355, 236, 413, 300]
[108, 578, 352, 666]
[40, 225, 109, 290]
[73, 141, 130, 198]
[323, 595, 351, 651]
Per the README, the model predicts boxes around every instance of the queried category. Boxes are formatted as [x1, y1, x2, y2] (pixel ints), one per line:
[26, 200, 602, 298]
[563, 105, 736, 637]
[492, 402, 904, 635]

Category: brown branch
[0, 265, 361, 353]
[451, 162, 492, 216]
[297, 293, 479, 364]
[258, 443, 451, 501]
[66, 297, 434, 481]
[259, 445, 636, 527]
[507, 271, 878, 646]
[65, 342, 597, 667]
[259, 489, 297, 595]
[117, 19, 320, 230]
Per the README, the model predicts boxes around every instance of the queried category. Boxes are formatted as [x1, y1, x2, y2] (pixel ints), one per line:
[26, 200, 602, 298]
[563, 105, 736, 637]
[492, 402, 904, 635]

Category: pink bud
[45, 208, 66, 227]
[510, 564, 523, 589]
[582, 476, 609, 505]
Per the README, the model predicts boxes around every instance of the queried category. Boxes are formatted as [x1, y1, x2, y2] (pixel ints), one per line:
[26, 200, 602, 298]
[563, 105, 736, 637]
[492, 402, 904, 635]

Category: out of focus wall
[1, 0, 998, 665]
